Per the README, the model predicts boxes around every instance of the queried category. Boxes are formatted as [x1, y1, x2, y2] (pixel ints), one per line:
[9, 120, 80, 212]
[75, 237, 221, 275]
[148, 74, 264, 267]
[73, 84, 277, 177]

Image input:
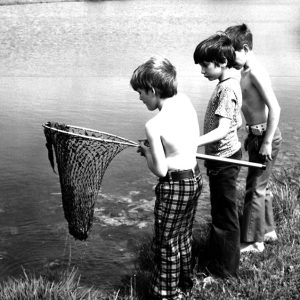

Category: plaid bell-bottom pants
[151, 174, 202, 299]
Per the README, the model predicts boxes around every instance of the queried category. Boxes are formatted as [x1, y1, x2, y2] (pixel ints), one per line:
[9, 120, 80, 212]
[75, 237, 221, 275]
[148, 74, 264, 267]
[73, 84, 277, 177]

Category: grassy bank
[0, 165, 299, 299]
[132, 164, 300, 299]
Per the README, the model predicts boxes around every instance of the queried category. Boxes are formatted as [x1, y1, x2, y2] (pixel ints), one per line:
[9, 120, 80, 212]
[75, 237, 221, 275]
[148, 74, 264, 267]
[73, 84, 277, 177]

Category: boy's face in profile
[199, 61, 223, 81]
[137, 88, 158, 111]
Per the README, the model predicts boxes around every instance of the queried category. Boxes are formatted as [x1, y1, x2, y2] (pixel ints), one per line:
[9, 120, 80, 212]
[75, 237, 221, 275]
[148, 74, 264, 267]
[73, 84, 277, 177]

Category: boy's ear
[243, 44, 250, 52]
[151, 87, 156, 95]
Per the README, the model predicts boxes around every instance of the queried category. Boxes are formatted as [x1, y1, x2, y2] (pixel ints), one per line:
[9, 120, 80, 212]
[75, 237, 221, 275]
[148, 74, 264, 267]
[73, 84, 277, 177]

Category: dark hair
[193, 32, 236, 68]
[130, 56, 177, 99]
[225, 23, 253, 50]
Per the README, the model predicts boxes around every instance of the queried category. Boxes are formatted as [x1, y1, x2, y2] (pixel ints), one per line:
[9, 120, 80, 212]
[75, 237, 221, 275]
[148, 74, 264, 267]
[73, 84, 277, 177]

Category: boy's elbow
[155, 168, 167, 178]
[159, 165, 169, 177]
[277, 105, 281, 116]
[271, 104, 281, 119]
[153, 163, 168, 178]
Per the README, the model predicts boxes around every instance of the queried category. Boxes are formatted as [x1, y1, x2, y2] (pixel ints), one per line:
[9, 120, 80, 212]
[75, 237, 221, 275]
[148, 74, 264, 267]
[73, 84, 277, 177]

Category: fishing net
[43, 121, 138, 241]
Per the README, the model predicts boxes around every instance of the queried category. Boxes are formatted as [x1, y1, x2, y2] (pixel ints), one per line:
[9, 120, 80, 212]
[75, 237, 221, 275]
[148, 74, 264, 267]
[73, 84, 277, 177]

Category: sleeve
[215, 86, 237, 120]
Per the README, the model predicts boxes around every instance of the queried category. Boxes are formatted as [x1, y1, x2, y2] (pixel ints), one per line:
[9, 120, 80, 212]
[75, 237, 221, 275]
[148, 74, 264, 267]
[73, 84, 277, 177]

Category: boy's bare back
[146, 93, 199, 171]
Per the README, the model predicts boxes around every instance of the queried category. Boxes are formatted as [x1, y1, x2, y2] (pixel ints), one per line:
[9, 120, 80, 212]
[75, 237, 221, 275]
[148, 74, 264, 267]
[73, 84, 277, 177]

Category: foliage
[0, 268, 109, 300]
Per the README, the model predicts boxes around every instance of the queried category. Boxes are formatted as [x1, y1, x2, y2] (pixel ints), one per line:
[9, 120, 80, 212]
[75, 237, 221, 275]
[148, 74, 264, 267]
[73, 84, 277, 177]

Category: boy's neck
[244, 51, 255, 70]
[158, 96, 171, 111]
[218, 68, 231, 82]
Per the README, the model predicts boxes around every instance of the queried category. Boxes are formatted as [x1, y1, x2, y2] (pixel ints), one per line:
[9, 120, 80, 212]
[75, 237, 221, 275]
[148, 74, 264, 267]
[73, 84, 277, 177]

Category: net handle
[42, 124, 265, 169]
[134, 142, 265, 169]
[196, 153, 266, 169]
[42, 124, 139, 147]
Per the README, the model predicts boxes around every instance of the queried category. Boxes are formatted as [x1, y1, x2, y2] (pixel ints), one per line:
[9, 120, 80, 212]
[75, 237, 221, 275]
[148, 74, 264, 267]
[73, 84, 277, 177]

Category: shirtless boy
[225, 24, 282, 253]
[130, 56, 202, 300]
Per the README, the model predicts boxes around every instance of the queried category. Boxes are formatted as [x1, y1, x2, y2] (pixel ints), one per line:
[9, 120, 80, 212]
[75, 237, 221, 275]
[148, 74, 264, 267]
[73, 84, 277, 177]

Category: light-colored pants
[241, 127, 282, 243]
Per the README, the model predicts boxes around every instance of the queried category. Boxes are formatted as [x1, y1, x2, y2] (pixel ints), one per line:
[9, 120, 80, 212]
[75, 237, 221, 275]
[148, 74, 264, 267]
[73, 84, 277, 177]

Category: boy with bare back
[225, 24, 282, 253]
[130, 56, 202, 300]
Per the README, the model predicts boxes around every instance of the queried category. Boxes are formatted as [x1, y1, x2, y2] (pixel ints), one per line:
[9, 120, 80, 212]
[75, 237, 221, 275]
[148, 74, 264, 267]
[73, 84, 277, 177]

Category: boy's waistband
[246, 123, 267, 136]
[159, 164, 200, 182]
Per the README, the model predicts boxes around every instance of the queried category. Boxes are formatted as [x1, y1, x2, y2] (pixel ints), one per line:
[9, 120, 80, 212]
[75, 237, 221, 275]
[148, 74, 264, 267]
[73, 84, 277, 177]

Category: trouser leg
[151, 176, 202, 299]
[179, 180, 202, 291]
[242, 130, 282, 242]
[206, 149, 241, 278]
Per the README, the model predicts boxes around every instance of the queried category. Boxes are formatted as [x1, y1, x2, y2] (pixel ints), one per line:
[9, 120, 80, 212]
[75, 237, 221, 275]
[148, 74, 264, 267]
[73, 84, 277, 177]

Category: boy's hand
[138, 139, 150, 147]
[259, 142, 272, 162]
[137, 139, 150, 157]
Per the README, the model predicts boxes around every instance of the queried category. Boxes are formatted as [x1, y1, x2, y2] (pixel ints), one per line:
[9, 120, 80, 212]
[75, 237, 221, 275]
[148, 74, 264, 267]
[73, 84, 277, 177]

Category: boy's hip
[246, 122, 267, 136]
[205, 148, 242, 172]
[205, 140, 241, 159]
[246, 123, 282, 140]
[246, 127, 282, 149]
[159, 164, 201, 183]
[155, 169, 202, 204]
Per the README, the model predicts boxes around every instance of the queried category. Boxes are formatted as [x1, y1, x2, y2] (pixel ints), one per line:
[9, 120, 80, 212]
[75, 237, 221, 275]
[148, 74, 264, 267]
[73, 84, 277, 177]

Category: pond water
[0, 0, 299, 289]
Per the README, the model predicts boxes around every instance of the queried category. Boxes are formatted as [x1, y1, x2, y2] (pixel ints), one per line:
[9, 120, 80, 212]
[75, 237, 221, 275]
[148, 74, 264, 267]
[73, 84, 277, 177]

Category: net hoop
[43, 121, 138, 241]
[42, 123, 139, 147]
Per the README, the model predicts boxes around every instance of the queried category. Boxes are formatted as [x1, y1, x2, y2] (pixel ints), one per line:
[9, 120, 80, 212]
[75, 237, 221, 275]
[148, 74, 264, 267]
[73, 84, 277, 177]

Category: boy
[193, 33, 243, 278]
[225, 24, 282, 253]
[130, 56, 203, 300]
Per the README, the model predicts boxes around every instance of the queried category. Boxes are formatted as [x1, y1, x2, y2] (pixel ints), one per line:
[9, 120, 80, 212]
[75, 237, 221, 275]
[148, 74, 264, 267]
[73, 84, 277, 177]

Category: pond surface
[0, 0, 299, 289]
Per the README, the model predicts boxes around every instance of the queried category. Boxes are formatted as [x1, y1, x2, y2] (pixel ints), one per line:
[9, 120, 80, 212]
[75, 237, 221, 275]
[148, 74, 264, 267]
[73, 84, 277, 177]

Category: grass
[188, 164, 300, 300]
[0, 267, 109, 300]
[0, 165, 299, 299]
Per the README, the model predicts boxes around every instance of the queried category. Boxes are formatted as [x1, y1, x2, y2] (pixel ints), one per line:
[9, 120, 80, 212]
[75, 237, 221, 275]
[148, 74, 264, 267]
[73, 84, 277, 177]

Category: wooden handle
[196, 153, 266, 169]
[135, 140, 266, 169]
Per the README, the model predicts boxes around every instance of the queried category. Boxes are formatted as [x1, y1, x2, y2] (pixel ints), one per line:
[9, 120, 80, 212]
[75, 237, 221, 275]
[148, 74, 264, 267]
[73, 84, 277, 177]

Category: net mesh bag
[43, 121, 138, 240]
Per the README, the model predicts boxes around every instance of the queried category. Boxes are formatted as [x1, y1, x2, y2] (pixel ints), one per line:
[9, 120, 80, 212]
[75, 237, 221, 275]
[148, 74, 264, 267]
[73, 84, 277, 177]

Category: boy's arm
[140, 120, 168, 177]
[198, 117, 231, 147]
[250, 71, 281, 161]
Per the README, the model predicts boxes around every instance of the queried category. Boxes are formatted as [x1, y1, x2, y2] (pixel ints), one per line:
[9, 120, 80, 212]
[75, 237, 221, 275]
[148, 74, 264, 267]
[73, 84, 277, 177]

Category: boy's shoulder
[214, 78, 242, 107]
[218, 77, 241, 89]
[217, 77, 242, 96]
[146, 113, 160, 127]
[243, 59, 271, 84]
[163, 93, 193, 110]
[169, 92, 190, 103]
[146, 93, 195, 128]
[145, 115, 162, 138]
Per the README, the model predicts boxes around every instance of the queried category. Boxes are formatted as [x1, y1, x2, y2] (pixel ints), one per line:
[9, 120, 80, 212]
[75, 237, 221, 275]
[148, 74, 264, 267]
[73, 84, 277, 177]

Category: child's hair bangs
[194, 42, 209, 65]
[194, 33, 236, 68]
[130, 56, 177, 99]
[130, 68, 151, 92]
[194, 43, 226, 66]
